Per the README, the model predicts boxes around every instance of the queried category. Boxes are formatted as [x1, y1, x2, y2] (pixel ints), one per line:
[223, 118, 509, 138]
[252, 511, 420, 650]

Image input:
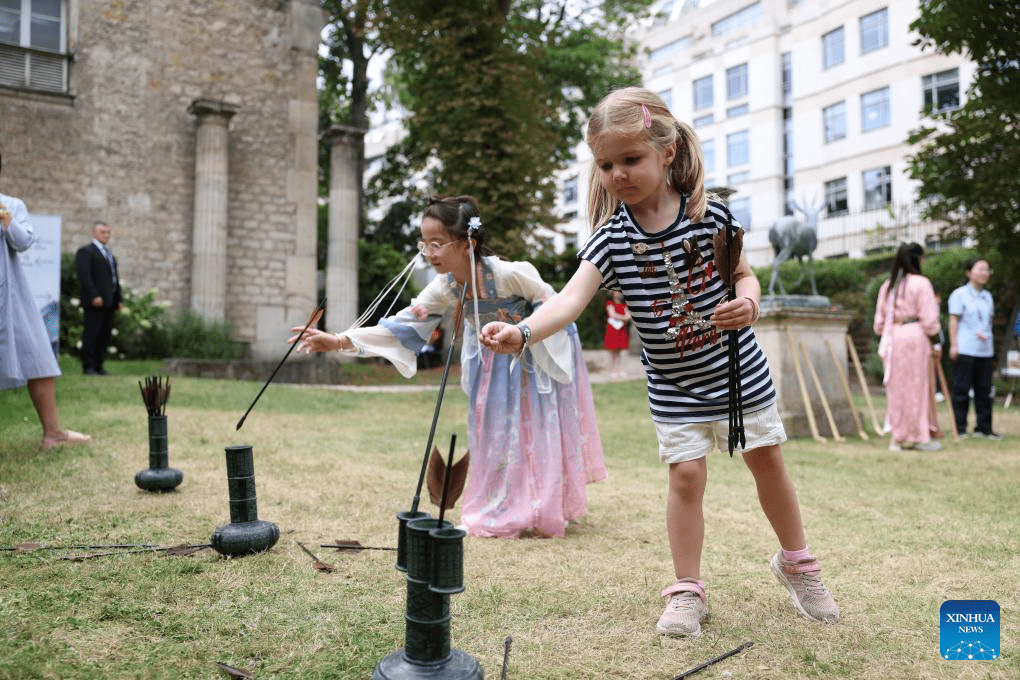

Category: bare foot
[41, 430, 91, 450]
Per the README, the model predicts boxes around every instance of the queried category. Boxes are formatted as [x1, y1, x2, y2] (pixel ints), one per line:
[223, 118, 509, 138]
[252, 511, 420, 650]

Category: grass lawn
[1, 356, 1017, 679]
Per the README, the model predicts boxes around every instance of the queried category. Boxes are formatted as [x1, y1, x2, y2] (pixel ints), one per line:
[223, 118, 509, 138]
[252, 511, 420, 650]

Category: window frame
[726, 63, 748, 101]
[822, 101, 847, 143]
[862, 166, 892, 210]
[861, 87, 890, 132]
[726, 130, 750, 167]
[0, 0, 70, 94]
[822, 26, 845, 69]
[824, 177, 849, 216]
[693, 75, 713, 111]
[702, 138, 716, 175]
[922, 68, 960, 113]
[859, 7, 889, 55]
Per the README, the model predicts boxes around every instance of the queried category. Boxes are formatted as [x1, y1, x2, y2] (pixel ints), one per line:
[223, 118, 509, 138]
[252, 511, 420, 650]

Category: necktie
[103, 246, 118, 283]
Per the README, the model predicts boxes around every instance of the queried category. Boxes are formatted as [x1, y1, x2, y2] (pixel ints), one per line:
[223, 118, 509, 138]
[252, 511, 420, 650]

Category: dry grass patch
[1, 362, 1018, 679]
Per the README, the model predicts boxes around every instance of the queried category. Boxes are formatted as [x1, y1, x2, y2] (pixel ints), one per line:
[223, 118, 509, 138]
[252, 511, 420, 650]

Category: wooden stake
[846, 334, 883, 435]
[826, 338, 867, 440]
[934, 358, 959, 443]
[799, 338, 843, 441]
[786, 328, 825, 443]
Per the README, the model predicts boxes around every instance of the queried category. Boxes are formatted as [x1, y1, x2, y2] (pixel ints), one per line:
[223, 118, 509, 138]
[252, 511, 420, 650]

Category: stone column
[188, 99, 238, 320]
[323, 124, 365, 334]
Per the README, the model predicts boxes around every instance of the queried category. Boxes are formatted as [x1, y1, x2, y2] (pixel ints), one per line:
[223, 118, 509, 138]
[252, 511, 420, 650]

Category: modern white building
[547, 0, 974, 267]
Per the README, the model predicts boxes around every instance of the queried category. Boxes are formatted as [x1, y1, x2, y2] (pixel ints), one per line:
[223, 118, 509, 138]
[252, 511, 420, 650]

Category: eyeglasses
[416, 239, 460, 255]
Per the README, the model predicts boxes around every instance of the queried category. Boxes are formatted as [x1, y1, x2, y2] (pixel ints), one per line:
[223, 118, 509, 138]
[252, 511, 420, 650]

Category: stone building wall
[0, 0, 323, 358]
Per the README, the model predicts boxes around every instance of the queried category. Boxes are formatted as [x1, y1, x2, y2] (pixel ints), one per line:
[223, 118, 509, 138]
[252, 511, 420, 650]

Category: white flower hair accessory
[468, 216, 482, 233]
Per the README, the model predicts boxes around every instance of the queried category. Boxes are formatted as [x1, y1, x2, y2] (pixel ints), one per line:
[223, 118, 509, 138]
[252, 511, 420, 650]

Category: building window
[693, 114, 714, 127]
[702, 138, 715, 175]
[823, 101, 847, 143]
[822, 27, 844, 69]
[727, 171, 750, 185]
[726, 63, 748, 100]
[729, 196, 751, 228]
[860, 7, 888, 55]
[727, 104, 749, 118]
[693, 75, 713, 110]
[824, 177, 848, 216]
[649, 36, 691, 61]
[862, 166, 892, 210]
[781, 52, 792, 103]
[922, 68, 960, 112]
[861, 87, 890, 131]
[658, 88, 673, 111]
[562, 177, 578, 205]
[0, 0, 68, 93]
[712, 2, 761, 36]
[727, 130, 750, 167]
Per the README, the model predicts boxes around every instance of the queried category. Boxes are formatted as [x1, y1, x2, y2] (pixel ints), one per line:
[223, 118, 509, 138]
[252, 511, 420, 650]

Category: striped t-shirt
[578, 197, 776, 423]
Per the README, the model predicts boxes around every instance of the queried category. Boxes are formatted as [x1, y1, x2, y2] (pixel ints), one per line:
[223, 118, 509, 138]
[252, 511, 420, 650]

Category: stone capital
[188, 99, 240, 121]
[321, 124, 366, 148]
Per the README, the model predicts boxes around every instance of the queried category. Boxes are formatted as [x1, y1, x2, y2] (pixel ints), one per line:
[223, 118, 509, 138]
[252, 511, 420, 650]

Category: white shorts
[655, 403, 787, 464]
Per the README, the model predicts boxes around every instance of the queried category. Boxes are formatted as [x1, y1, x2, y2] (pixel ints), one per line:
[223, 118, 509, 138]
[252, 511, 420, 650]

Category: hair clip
[468, 216, 482, 233]
[641, 104, 652, 129]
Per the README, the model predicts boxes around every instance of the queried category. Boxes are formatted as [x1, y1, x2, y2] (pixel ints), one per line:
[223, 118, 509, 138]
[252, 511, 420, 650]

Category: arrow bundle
[139, 375, 171, 416]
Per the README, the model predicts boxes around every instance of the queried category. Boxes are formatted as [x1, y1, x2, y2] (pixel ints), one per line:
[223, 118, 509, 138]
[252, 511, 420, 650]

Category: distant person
[873, 243, 941, 451]
[1, 151, 91, 449]
[603, 289, 631, 376]
[948, 258, 1001, 439]
[75, 222, 122, 375]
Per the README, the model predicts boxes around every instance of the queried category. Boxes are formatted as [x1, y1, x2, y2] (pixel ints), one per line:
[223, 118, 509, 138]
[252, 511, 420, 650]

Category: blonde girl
[481, 87, 838, 636]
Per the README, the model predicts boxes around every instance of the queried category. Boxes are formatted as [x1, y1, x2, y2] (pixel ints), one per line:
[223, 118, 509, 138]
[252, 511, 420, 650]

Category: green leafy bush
[59, 252, 244, 360]
[150, 310, 246, 360]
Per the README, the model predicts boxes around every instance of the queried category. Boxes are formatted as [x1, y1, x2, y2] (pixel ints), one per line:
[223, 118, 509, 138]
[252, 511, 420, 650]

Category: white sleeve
[342, 275, 456, 379]
[493, 259, 574, 385]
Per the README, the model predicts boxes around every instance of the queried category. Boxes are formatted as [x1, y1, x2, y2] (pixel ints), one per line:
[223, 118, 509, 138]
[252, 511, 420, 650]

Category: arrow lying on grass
[295, 540, 335, 573]
[59, 544, 211, 561]
[672, 640, 754, 679]
[319, 539, 397, 553]
[1, 542, 161, 552]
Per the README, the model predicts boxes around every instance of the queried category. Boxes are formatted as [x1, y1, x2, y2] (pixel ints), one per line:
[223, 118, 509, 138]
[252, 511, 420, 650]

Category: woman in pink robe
[873, 243, 941, 451]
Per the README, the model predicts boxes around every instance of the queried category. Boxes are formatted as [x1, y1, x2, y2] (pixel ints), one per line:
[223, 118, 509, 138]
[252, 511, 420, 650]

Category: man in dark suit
[76, 222, 122, 375]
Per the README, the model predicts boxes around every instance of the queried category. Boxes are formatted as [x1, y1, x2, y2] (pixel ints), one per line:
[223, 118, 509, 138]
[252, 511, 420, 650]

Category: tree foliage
[907, 0, 1020, 284]
[369, 0, 651, 259]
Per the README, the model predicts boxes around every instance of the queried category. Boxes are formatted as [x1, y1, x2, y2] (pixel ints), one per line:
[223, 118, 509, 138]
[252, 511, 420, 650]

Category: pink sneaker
[655, 579, 708, 637]
[770, 552, 839, 623]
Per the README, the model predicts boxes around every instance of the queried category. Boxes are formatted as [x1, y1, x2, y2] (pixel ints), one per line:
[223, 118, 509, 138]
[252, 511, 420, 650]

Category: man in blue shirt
[947, 258, 1001, 439]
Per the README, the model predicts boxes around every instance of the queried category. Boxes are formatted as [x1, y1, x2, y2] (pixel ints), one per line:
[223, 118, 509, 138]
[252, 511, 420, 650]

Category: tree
[907, 0, 1020, 280]
[908, 0, 1020, 354]
[370, 0, 652, 259]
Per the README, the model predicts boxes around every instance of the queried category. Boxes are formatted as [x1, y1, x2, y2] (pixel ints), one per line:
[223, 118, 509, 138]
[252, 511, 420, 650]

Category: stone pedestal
[756, 296, 856, 440]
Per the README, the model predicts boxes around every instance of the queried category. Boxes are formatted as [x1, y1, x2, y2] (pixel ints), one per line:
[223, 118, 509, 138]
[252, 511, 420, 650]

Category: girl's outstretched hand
[480, 321, 524, 355]
[289, 326, 342, 353]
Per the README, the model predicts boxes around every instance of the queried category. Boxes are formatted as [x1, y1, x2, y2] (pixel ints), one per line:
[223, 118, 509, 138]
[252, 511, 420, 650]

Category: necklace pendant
[633, 242, 649, 255]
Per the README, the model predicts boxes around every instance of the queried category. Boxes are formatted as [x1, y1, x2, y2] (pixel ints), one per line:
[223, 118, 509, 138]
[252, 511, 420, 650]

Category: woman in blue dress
[1, 151, 90, 449]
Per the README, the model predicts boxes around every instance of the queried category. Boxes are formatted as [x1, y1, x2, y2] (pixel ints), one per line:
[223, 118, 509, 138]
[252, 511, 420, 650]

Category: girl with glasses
[291, 194, 606, 538]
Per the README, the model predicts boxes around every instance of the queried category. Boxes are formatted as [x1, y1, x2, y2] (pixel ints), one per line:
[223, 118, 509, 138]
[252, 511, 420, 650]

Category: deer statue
[767, 198, 824, 296]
